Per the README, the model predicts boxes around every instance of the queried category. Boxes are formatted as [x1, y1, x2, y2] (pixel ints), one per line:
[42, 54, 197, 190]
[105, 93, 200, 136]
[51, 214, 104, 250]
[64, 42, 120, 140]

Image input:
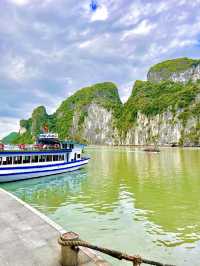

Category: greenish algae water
[2, 147, 200, 266]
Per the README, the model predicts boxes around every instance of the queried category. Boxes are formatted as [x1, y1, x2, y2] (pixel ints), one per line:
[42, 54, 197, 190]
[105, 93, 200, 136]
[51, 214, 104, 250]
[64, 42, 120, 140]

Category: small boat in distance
[143, 147, 160, 153]
[143, 142, 160, 153]
[0, 133, 89, 183]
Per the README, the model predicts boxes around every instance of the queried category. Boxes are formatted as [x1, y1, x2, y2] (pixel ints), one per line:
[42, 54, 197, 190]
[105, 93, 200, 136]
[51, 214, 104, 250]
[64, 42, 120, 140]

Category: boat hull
[0, 159, 89, 183]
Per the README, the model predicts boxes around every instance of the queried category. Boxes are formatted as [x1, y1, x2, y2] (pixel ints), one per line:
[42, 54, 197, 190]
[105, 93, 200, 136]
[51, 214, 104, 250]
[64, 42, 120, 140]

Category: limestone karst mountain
[4, 58, 200, 146]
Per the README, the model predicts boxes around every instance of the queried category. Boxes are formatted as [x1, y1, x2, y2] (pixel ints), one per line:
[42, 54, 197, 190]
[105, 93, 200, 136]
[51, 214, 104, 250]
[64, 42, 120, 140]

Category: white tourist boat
[0, 133, 89, 182]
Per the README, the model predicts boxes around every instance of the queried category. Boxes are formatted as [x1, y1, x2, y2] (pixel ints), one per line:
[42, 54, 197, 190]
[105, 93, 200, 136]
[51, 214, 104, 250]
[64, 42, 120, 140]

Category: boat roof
[38, 133, 58, 139]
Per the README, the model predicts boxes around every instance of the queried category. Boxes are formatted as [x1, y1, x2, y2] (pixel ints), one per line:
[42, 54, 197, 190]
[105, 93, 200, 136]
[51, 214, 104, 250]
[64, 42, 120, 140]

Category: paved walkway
[0, 188, 110, 266]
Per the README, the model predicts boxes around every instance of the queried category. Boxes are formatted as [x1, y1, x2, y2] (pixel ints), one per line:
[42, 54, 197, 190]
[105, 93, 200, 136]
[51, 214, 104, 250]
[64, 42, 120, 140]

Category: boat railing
[0, 143, 65, 152]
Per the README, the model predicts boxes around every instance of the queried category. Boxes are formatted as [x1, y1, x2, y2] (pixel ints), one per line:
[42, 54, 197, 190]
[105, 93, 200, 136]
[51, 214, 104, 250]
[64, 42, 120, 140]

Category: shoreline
[86, 144, 200, 148]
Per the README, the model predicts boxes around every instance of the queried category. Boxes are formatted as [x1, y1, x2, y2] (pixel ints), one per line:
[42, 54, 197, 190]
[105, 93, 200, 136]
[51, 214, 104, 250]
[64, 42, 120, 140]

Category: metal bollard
[59, 232, 80, 266]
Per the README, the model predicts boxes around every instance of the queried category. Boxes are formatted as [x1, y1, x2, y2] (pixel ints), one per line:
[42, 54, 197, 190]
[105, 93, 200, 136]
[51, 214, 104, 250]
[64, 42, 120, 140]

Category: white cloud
[32, 22, 51, 36]
[155, 1, 170, 13]
[63, 77, 73, 85]
[168, 39, 198, 49]
[118, 1, 170, 27]
[119, 7, 141, 26]
[1, 56, 40, 82]
[119, 82, 133, 103]
[121, 20, 156, 40]
[79, 40, 93, 48]
[0, 0, 200, 137]
[91, 5, 108, 21]
[176, 20, 200, 38]
[9, 0, 30, 6]
[32, 48, 66, 63]
[9, 57, 26, 81]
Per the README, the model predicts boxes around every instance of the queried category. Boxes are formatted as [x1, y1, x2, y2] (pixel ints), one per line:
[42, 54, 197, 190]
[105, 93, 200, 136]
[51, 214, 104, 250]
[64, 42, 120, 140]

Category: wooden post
[59, 232, 80, 266]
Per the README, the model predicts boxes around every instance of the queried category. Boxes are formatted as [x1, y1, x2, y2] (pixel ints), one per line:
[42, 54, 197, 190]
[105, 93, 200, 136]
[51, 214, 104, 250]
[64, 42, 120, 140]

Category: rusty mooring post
[59, 232, 80, 266]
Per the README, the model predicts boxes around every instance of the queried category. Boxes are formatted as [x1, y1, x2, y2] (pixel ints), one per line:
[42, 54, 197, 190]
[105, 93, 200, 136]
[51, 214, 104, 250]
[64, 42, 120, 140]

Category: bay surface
[2, 147, 200, 265]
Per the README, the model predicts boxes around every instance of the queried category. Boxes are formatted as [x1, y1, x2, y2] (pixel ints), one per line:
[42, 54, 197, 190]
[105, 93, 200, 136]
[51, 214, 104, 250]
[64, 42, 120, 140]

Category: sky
[0, 0, 200, 138]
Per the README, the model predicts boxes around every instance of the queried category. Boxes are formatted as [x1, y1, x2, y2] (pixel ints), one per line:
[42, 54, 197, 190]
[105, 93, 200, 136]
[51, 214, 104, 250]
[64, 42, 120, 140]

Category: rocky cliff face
[123, 109, 199, 146]
[82, 103, 119, 145]
[55, 82, 122, 143]
[69, 103, 117, 145]
[119, 78, 200, 146]
[7, 57, 200, 146]
[147, 57, 200, 83]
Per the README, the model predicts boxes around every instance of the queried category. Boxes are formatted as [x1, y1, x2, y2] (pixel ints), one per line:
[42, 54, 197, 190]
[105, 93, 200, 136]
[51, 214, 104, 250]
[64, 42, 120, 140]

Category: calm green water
[2, 147, 200, 265]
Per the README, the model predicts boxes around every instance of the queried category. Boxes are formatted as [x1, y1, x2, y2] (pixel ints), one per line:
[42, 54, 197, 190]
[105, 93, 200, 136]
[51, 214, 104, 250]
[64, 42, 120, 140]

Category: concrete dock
[0, 188, 110, 266]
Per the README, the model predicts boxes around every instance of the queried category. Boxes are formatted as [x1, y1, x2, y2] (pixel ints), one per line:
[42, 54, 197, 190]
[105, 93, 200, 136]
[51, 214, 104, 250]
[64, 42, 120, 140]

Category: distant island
[3, 57, 200, 147]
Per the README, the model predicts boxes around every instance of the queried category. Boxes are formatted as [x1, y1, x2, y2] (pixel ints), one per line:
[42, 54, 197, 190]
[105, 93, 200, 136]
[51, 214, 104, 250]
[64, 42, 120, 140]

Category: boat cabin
[0, 134, 84, 167]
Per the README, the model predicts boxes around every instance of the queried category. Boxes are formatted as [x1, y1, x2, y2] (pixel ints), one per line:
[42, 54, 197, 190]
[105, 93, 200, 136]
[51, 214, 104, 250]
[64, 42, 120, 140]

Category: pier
[0, 188, 110, 266]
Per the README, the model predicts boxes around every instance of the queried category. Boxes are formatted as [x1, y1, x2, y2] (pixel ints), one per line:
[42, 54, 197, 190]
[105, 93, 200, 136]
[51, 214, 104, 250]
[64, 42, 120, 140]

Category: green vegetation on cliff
[31, 106, 48, 136]
[148, 57, 200, 81]
[1, 132, 19, 144]
[56, 82, 122, 139]
[150, 57, 200, 73]
[12, 132, 34, 144]
[120, 80, 200, 134]
[4, 57, 200, 145]
[9, 82, 122, 143]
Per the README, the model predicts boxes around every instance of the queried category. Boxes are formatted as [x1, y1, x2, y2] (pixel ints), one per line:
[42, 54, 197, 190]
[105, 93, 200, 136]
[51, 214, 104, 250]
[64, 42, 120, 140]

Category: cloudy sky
[0, 0, 200, 138]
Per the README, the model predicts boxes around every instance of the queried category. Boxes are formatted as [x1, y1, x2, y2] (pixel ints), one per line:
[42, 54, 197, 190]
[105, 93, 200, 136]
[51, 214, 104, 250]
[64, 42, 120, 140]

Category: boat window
[0, 157, 2, 165]
[62, 144, 68, 149]
[32, 155, 38, 163]
[13, 156, 22, 164]
[77, 154, 81, 159]
[18, 156, 22, 164]
[4, 157, 8, 165]
[58, 155, 64, 161]
[23, 156, 30, 164]
[2, 157, 5, 165]
[7, 157, 12, 165]
[2, 157, 6, 165]
[69, 144, 74, 149]
[2, 157, 12, 165]
[46, 155, 52, 162]
[39, 155, 46, 162]
[13, 156, 18, 164]
[12, 156, 21, 164]
[53, 155, 59, 161]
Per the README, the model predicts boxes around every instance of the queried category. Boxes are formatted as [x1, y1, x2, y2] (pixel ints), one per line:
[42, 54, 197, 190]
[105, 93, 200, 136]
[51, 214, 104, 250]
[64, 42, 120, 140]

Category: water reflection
[2, 147, 200, 265]
[2, 170, 88, 212]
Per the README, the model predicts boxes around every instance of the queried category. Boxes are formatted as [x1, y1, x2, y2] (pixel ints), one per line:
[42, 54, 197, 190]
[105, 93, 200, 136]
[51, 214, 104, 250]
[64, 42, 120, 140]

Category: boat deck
[0, 188, 110, 266]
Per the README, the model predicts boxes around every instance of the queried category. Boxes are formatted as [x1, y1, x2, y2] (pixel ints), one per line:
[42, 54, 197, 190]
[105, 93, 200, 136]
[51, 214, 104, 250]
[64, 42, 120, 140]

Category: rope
[58, 237, 175, 266]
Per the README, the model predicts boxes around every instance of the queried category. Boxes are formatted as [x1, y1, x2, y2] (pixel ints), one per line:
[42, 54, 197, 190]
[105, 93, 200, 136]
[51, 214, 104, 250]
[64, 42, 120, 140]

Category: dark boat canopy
[36, 133, 85, 149]
[37, 137, 60, 145]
